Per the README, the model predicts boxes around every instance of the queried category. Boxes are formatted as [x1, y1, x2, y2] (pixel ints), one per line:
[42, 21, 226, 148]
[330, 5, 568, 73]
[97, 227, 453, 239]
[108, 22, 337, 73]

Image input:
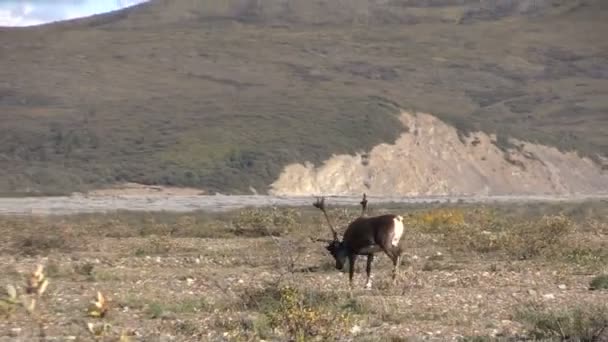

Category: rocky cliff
[270, 112, 608, 196]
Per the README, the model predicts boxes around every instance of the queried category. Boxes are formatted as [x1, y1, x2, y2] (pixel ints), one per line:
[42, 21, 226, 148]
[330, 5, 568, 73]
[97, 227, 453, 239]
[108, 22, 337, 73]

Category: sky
[0, 0, 148, 27]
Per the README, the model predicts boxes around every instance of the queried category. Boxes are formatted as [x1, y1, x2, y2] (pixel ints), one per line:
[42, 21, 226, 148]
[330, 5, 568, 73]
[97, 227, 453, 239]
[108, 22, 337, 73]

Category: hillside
[0, 0, 607, 195]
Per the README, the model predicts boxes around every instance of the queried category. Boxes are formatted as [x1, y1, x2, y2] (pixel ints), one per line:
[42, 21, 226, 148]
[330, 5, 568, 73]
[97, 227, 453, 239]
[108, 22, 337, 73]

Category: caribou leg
[380, 245, 402, 285]
[391, 246, 403, 284]
[348, 254, 358, 289]
[365, 254, 374, 289]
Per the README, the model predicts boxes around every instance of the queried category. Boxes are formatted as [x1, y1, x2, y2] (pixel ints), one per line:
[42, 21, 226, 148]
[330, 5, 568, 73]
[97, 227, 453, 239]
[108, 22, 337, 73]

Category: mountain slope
[0, 0, 606, 195]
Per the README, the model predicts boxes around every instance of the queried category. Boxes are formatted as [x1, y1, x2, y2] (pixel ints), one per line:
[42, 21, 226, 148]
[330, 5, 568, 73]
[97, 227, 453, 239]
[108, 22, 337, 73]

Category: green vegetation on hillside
[0, 0, 606, 195]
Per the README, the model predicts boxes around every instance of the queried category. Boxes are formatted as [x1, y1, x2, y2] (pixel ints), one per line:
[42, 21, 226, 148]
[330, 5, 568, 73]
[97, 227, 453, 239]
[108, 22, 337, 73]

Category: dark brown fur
[314, 194, 404, 289]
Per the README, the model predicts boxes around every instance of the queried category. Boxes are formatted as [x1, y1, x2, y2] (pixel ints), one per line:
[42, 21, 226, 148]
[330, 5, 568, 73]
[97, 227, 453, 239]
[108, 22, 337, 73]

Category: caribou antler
[360, 193, 368, 217]
[313, 196, 339, 241]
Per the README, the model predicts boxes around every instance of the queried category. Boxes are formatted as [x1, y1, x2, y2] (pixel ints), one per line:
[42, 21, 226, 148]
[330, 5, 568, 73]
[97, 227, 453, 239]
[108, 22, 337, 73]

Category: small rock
[482, 272, 490, 277]
[558, 284, 567, 290]
[186, 278, 195, 285]
[155, 256, 161, 263]
[350, 325, 362, 334]
[528, 289, 537, 296]
[543, 293, 555, 300]
[238, 279, 244, 284]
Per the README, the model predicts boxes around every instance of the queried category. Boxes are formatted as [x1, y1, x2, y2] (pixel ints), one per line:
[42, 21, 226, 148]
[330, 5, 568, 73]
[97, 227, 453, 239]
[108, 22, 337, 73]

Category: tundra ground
[1, 200, 607, 341]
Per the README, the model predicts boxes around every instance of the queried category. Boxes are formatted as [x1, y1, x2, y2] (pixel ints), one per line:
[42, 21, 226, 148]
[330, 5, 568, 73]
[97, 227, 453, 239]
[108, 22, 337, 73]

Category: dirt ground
[0, 201, 607, 341]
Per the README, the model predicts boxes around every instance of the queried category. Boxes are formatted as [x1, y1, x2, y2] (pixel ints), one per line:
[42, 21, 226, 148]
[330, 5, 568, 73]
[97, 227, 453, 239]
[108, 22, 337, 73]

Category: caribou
[313, 194, 405, 289]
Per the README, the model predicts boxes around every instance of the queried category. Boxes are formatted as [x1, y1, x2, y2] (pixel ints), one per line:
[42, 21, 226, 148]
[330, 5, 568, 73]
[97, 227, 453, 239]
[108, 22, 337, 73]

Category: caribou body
[313, 194, 404, 289]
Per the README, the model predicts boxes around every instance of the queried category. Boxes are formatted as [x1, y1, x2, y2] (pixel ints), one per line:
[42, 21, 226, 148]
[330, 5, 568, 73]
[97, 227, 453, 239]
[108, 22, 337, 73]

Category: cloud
[0, 9, 43, 26]
[0, 0, 148, 27]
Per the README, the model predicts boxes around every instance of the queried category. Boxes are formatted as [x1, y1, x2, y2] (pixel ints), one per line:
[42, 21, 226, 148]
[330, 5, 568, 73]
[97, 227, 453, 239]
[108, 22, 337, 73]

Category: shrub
[134, 235, 173, 256]
[583, 219, 608, 235]
[14, 224, 82, 256]
[441, 213, 574, 259]
[589, 275, 608, 291]
[514, 303, 608, 341]
[502, 214, 575, 259]
[170, 217, 233, 238]
[417, 208, 466, 232]
[231, 207, 300, 237]
[242, 286, 353, 341]
[266, 286, 352, 341]
[563, 248, 608, 268]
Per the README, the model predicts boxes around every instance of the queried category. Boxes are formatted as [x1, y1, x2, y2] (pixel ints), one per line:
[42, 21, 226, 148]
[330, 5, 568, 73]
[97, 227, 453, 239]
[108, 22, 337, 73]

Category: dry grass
[0, 200, 607, 340]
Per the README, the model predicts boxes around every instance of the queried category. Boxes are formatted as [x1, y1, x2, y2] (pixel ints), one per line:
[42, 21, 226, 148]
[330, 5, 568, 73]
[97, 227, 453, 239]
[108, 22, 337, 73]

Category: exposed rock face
[269, 112, 608, 196]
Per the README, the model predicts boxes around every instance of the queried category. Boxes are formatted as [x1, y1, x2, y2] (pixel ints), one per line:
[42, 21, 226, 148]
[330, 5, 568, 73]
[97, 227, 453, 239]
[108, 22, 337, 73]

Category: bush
[441, 213, 574, 259]
[266, 286, 352, 341]
[589, 275, 608, 291]
[231, 207, 300, 237]
[583, 219, 608, 235]
[500, 214, 575, 259]
[134, 235, 173, 256]
[416, 208, 466, 233]
[514, 303, 608, 341]
[242, 286, 353, 341]
[170, 216, 233, 238]
[563, 248, 608, 268]
[14, 224, 82, 256]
